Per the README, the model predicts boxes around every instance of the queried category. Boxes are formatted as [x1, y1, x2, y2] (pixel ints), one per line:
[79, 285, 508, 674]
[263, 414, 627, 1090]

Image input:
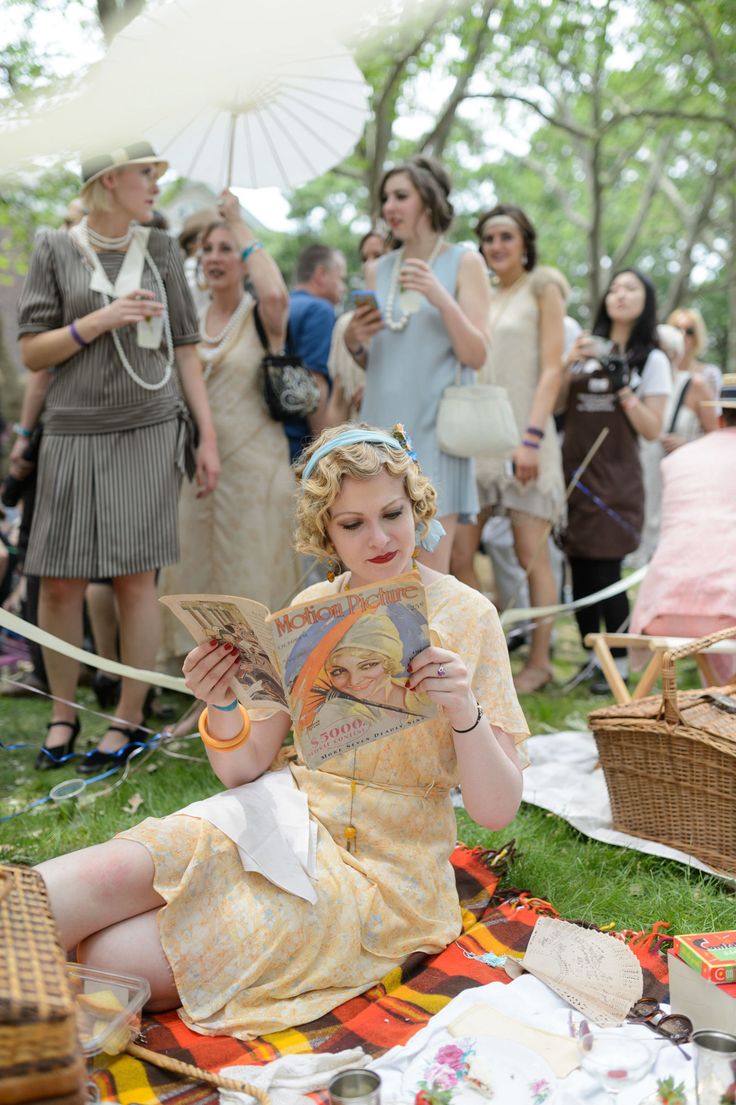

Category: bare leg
[39, 577, 88, 744]
[511, 513, 556, 691]
[97, 571, 160, 752]
[86, 581, 119, 661]
[416, 514, 457, 573]
[79, 910, 179, 1011]
[37, 838, 164, 950]
[450, 519, 483, 590]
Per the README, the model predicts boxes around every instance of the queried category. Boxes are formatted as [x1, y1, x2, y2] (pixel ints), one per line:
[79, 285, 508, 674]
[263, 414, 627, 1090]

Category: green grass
[1, 630, 733, 935]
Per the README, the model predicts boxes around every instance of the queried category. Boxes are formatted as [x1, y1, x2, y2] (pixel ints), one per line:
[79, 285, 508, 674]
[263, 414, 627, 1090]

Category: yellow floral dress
[120, 574, 528, 1038]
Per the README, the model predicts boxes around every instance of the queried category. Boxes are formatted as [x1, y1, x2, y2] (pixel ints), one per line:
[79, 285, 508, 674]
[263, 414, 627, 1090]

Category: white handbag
[437, 365, 521, 459]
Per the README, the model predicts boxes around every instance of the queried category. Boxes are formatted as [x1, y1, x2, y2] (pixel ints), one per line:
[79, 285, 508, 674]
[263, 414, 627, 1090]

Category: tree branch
[662, 168, 720, 316]
[610, 134, 673, 268]
[604, 106, 736, 137]
[466, 91, 594, 140]
[518, 154, 590, 231]
[417, 0, 498, 158]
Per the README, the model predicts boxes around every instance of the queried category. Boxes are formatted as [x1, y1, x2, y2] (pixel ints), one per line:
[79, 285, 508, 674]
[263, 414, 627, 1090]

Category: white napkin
[218, 1047, 370, 1105]
[178, 768, 317, 903]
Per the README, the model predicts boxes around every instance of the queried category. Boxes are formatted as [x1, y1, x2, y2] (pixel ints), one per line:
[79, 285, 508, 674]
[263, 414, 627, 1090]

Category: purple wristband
[526, 425, 545, 439]
[522, 439, 541, 450]
[69, 320, 90, 348]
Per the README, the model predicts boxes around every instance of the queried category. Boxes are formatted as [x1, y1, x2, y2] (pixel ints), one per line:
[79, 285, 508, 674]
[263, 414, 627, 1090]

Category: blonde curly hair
[294, 423, 437, 561]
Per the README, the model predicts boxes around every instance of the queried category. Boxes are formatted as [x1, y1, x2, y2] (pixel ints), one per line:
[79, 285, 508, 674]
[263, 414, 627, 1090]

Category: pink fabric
[631, 429, 736, 683]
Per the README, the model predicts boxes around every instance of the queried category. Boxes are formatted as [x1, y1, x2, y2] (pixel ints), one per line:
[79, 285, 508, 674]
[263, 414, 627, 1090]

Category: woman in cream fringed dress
[158, 191, 300, 675]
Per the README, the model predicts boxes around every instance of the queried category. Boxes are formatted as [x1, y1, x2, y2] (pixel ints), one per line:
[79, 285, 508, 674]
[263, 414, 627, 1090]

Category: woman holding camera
[559, 269, 670, 688]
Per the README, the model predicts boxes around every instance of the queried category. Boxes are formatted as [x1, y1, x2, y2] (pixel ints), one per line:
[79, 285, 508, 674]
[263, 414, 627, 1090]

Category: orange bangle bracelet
[198, 705, 251, 751]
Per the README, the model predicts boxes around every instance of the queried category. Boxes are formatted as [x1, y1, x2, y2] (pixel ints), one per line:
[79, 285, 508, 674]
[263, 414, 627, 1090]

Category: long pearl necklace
[384, 236, 444, 333]
[199, 294, 251, 379]
[86, 221, 135, 251]
[76, 217, 174, 392]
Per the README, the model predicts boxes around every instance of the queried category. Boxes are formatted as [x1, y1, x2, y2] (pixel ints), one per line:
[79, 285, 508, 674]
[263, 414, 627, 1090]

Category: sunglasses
[627, 997, 693, 1059]
[676, 326, 696, 337]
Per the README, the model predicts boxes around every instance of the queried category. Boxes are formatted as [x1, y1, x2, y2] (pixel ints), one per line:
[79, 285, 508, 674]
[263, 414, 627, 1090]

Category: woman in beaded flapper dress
[343, 157, 491, 572]
[158, 191, 300, 675]
[37, 423, 528, 1039]
[16, 144, 219, 773]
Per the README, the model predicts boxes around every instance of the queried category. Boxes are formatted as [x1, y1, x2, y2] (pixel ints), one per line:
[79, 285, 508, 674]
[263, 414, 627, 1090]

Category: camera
[589, 337, 630, 392]
[1, 429, 41, 508]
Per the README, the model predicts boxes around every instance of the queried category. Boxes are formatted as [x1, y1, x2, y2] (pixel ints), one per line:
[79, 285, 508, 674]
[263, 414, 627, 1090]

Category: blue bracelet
[241, 241, 263, 262]
[13, 423, 32, 439]
[69, 320, 90, 348]
[211, 699, 239, 711]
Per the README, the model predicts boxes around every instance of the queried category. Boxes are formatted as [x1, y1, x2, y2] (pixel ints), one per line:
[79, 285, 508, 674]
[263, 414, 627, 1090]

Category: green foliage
[0, 0, 733, 359]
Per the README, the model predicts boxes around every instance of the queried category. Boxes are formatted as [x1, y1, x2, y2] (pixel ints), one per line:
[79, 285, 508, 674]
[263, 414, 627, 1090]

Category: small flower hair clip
[392, 423, 418, 462]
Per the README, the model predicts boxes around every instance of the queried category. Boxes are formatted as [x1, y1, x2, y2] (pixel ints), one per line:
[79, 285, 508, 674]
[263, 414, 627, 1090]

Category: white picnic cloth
[520, 731, 731, 881]
[367, 974, 694, 1103]
[218, 1047, 370, 1104]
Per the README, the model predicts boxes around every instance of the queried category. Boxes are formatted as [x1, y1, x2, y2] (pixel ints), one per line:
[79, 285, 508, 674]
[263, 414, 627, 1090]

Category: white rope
[0, 569, 649, 683]
[499, 564, 648, 628]
[0, 607, 190, 694]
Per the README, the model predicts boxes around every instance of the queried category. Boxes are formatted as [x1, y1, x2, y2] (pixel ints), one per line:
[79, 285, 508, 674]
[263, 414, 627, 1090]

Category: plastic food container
[67, 963, 151, 1057]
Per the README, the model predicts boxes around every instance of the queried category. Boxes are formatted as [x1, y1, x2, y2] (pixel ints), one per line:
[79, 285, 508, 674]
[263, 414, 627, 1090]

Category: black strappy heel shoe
[35, 718, 81, 771]
[76, 723, 149, 775]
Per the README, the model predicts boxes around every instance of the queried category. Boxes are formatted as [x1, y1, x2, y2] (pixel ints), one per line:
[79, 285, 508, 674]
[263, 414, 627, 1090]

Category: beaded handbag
[0, 865, 87, 1105]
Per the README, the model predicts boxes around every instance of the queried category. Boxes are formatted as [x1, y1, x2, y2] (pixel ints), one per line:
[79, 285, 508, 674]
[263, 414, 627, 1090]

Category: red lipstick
[368, 551, 397, 564]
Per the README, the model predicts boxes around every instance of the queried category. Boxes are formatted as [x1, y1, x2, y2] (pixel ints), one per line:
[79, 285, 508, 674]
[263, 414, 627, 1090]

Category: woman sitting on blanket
[37, 424, 528, 1039]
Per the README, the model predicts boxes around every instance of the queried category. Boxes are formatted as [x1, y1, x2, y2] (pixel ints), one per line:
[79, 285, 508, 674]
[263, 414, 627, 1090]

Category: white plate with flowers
[402, 1030, 556, 1104]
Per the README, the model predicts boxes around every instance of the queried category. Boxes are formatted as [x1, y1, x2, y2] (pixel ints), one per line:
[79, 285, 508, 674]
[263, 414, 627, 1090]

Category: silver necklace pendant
[398, 288, 422, 315]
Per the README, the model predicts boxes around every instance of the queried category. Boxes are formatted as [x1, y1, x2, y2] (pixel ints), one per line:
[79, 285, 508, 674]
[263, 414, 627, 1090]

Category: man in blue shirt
[285, 244, 347, 462]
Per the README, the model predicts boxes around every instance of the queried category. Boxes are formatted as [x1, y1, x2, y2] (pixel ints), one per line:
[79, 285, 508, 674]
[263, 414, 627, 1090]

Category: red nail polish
[209, 639, 218, 647]
[407, 662, 413, 672]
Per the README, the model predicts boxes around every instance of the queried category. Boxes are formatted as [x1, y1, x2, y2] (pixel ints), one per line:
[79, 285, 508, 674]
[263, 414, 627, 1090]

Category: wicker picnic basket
[0, 864, 87, 1105]
[588, 626, 736, 876]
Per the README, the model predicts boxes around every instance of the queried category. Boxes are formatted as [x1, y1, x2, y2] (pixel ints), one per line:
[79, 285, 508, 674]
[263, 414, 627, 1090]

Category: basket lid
[589, 685, 736, 746]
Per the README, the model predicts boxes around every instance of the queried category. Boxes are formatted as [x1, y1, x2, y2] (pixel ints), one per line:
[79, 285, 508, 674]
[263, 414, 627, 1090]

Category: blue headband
[301, 429, 403, 480]
[301, 427, 447, 553]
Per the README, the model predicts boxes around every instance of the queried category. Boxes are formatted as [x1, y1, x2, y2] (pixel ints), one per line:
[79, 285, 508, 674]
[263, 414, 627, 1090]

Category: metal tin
[693, 1029, 736, 1105]
[328, 1068, 381, 1104]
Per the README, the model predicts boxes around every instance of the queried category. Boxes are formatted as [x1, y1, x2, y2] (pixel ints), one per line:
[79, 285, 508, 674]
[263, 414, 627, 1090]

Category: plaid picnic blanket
[91, 842, 669, 1105]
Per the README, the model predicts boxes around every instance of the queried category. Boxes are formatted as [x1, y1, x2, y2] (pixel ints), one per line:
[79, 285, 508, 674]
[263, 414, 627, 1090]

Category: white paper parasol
[144, 47, 370, 191]
[0, 0, 371, 190]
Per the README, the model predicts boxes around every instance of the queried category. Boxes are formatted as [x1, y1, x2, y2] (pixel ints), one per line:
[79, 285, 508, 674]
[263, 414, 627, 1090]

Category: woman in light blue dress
[344, 156, 491, 572]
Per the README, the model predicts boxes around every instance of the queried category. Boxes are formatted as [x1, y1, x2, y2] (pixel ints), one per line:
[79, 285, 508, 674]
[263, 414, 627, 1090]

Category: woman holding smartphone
[343, 156, 491, 572]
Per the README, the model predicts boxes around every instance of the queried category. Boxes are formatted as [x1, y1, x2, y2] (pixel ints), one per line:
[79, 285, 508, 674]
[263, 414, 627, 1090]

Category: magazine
[160, 572, 436, 767]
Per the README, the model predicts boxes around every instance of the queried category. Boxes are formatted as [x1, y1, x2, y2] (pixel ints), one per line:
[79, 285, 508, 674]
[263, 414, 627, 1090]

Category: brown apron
[562, 366, 643, 559]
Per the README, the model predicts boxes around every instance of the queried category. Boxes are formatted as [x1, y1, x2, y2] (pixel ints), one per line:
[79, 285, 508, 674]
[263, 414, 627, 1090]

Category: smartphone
[351, 290, 381, 313]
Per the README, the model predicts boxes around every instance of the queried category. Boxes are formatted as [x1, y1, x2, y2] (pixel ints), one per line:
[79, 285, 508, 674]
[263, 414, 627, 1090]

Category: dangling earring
[326, 556, 340, 583]
[412, 546, 420, 571]
[522, 253, 528, 268]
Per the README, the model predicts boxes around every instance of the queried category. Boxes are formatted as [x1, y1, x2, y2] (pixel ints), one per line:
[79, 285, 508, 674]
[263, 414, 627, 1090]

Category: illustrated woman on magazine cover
[292, 611, 434, 733]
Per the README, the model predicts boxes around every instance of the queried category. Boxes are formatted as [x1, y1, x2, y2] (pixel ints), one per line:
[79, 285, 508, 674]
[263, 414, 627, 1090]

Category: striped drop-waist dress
[16, 228, 200, 578]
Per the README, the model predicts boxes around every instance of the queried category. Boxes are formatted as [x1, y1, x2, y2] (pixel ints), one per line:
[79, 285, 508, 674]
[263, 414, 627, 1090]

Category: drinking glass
[579, 1031, 653, 1101]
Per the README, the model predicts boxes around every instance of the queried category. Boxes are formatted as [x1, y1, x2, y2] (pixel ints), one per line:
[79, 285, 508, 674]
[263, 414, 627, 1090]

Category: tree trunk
[727, 191, 736, 372]
[587, 138, 603, 312]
